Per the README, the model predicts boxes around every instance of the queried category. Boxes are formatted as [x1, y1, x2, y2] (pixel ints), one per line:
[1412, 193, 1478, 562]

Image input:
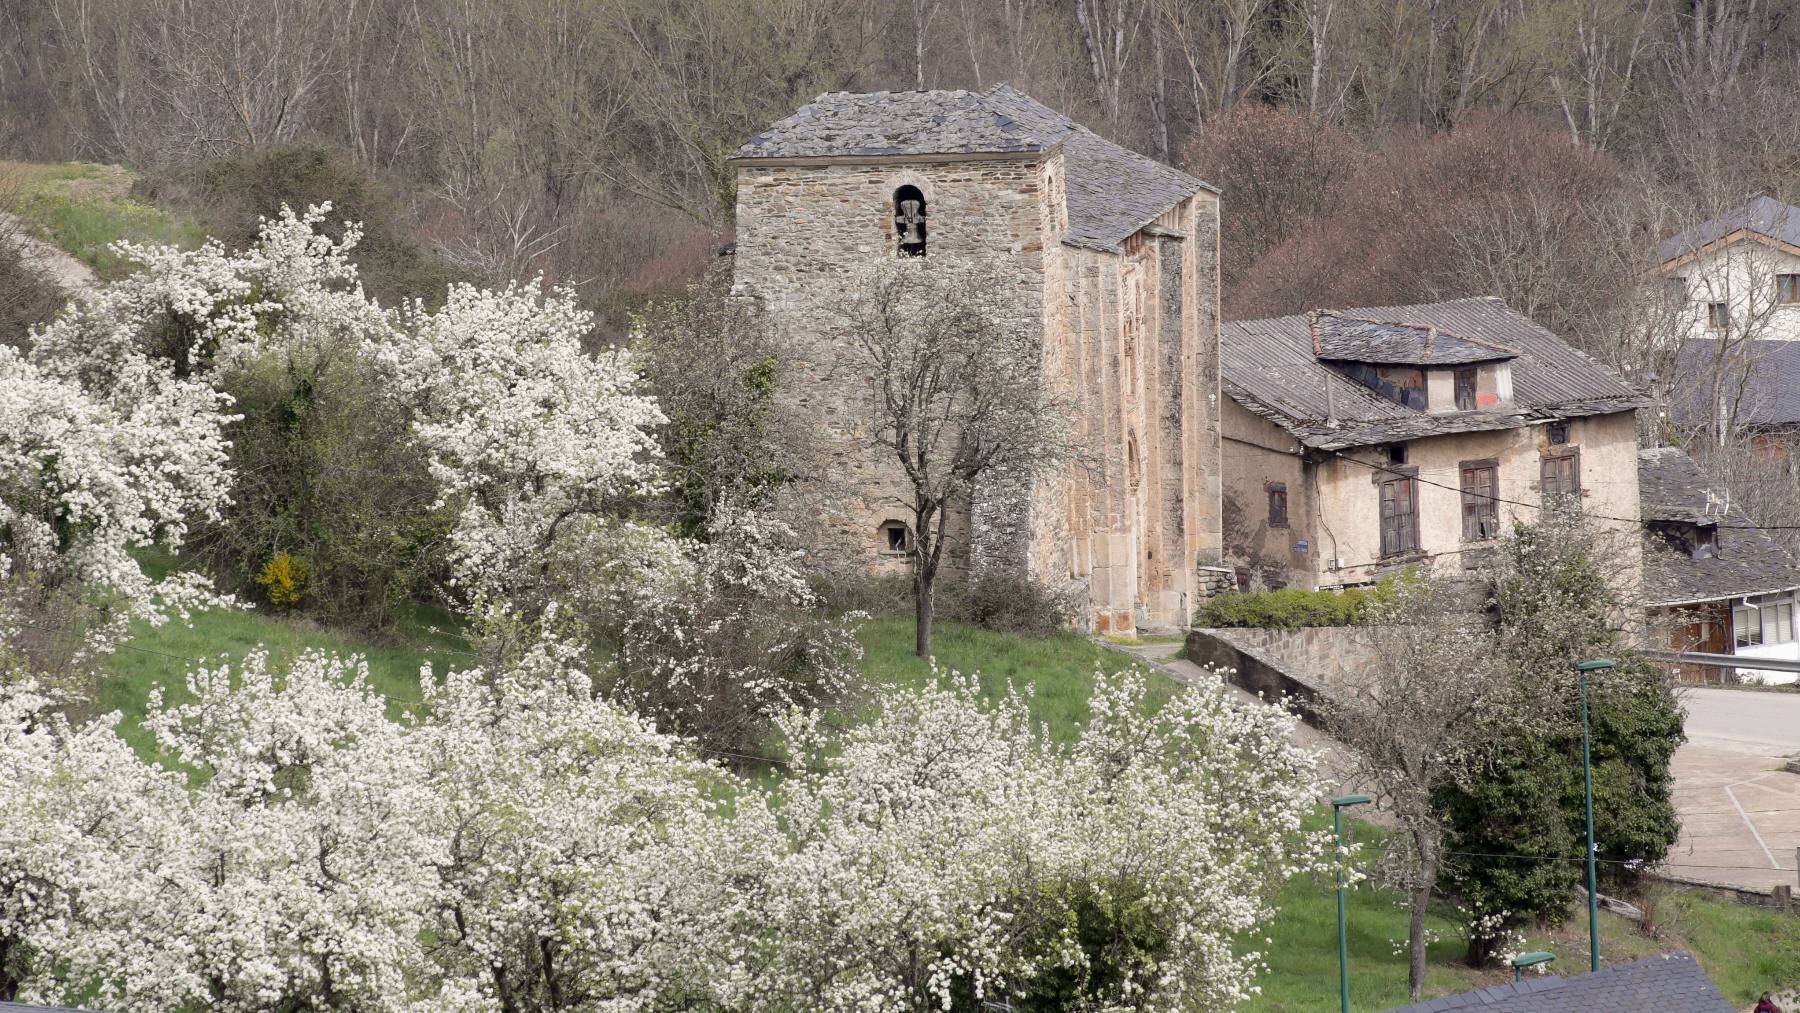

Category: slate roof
[1315, 313, 1519, 366]
[732, 84, 1214, 253]
[0, 1004, 117, 1013]
[1381, 952, 1731, 1013]
[1657, 195, 1800, 263]
[1222, 297, 1647, 450]
[1671, 337, 1800, 430]
[1639, 446, 1800, 606]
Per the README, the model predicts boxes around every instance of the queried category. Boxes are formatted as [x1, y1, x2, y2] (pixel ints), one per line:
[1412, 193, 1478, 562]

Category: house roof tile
[1381, 952, 1732, 1013]
[1222, 297, 1646, 450]
[1671, 337, 1800, 430]
[732, 85, 1213, 252]
[1657, 195, 1800, 263]
[1639, 446, 1800, 605]
[1315, 313, 1519, 366]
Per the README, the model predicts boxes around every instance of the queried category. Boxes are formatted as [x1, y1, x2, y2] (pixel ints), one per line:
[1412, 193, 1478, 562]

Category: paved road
[1681, 686, 1800, 756]
[1664, 688, 1800, 894]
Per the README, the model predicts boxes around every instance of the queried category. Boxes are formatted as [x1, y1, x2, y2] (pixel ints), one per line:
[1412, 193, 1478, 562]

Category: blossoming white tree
[0, 344, 233, 673]
[737, 669, 1326, 1011]
[1, 649, 1322, 1013]
[383, 280, 666, 600]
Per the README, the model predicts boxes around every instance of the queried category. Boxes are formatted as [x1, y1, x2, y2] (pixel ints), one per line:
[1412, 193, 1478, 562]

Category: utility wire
[1325, 447, 1800, 531]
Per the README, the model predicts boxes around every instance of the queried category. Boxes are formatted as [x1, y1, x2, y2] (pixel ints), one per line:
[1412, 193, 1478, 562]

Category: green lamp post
[1331, 793, 1373, 1013]
[1576, 658, 1614, 973]
[1510, 951, 1555, 982]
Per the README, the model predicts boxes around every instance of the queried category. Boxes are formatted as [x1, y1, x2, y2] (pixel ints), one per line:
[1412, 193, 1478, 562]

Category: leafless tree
[1073, 0, 1147, 129]
[1328, 578, 1515, 1001]
[839, 257, 1071, 657]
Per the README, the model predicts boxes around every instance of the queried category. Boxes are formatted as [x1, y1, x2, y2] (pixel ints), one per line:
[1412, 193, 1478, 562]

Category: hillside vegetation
[0, 160, 204, 277]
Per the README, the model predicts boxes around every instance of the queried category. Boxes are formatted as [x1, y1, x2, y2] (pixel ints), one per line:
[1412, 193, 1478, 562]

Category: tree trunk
[1408, 834, 1440, 1000]
[914, 563, 935, 658]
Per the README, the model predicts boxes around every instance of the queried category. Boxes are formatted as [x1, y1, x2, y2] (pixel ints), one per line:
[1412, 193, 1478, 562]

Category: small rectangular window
[1267, 483, 1289, 528]
[1708, 302, 1730, 329]
[1379, 476, 1419, 557]
[1736, 605, 1764, 647]
[1772, 602, 1796, 643]
[1460, 462, 1499, 541]
[1666, 276, 1688, 304]
[1454, 368, 1477, 411]
[1541, 450, 1581, 505]
[1780, 275, 1800, 304]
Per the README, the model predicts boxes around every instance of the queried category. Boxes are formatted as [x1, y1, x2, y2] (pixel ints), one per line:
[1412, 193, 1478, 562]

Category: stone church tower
[730, 85, 1224, 633]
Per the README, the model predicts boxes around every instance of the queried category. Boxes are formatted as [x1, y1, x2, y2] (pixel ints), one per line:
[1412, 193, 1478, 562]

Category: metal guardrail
[1642, 649, 1800, 675]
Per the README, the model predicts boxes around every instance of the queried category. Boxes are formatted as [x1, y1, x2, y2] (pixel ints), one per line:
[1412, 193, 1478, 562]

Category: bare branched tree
[1329, 577, 1515, 1001]
[839, 257, 1071, 657]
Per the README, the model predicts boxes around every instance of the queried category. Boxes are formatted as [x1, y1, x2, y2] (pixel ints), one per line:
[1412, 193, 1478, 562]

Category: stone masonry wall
[732, 156, 1048, 577]
[733, 152, 1223, 636]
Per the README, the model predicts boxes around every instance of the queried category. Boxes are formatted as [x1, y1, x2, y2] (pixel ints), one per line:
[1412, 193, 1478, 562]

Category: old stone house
[1640, 445, 1800, 685]
[1220, 297, 1647, 590]
[729, 85, 1224, 633]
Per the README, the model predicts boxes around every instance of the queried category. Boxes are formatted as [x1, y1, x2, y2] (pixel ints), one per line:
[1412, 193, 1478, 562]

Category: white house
[1658, 196, 1800, 342]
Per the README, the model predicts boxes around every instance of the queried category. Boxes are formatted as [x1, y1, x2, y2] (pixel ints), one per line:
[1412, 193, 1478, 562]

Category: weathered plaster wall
[1221, 399, 1312, 589]
[1226, 409, 1643, 590]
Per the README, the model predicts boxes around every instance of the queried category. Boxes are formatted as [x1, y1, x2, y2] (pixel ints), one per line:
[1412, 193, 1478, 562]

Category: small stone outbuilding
[730, 85, 1225, 633]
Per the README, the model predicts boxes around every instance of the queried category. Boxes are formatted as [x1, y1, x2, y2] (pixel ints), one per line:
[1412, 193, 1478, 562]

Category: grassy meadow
[1, 160, 206, 277]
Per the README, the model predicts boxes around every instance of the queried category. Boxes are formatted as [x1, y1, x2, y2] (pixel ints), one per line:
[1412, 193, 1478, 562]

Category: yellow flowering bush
[256, 552, 308, 609]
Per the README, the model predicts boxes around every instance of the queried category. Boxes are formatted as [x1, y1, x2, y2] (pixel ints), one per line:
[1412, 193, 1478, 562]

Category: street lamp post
[1332, 793, 1373, 1013]
[1577, 659, 1614, 973]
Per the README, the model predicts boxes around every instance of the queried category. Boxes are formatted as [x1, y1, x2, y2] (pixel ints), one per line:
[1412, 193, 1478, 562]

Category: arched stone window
[878, 519, 913, 554]
[893, 185, 927, 257]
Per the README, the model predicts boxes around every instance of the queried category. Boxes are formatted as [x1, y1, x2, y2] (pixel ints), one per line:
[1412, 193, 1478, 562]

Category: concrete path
[1, 209, 96, 292]
[1665, 744, 1800, 893]
[1667, 687, 1800, 894]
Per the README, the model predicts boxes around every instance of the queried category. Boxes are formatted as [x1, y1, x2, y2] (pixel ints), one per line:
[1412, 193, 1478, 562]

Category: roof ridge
[1323, 311, 1523, 357]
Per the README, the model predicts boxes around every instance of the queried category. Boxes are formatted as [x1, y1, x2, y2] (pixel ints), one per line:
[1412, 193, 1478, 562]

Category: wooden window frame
[1453, 368, 1477, 411]
[1707, 301, 1729, 330]
[1459, 458, 1500, 542]
[1540, 447, 1582, 505]
[1267, 482, 1289, 529]
[1378, 471, 1421, 558]
[1780, 274, 1800, 304]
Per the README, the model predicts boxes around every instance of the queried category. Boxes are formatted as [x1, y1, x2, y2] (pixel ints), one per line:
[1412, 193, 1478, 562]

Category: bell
[898, 199, 924, 245]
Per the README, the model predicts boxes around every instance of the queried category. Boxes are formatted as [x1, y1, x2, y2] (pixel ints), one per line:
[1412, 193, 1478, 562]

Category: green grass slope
[1, 160, 205, 277]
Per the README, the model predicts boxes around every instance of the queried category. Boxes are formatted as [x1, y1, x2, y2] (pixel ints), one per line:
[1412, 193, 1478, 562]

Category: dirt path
[1, 208, 95, 292]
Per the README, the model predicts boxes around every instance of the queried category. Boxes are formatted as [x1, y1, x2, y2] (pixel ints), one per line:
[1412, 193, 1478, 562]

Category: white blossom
[0, 343, 234, 661]
[381, 281, 666, 598]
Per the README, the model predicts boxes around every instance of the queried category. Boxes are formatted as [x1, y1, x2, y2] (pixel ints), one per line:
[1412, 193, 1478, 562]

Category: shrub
[816, 570, 1079, 637]
[941, 571, 1080, 637]
[255, 552, 309, 610]
[1194, 585, 1387, 630]
[193, 346, 449, 631]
